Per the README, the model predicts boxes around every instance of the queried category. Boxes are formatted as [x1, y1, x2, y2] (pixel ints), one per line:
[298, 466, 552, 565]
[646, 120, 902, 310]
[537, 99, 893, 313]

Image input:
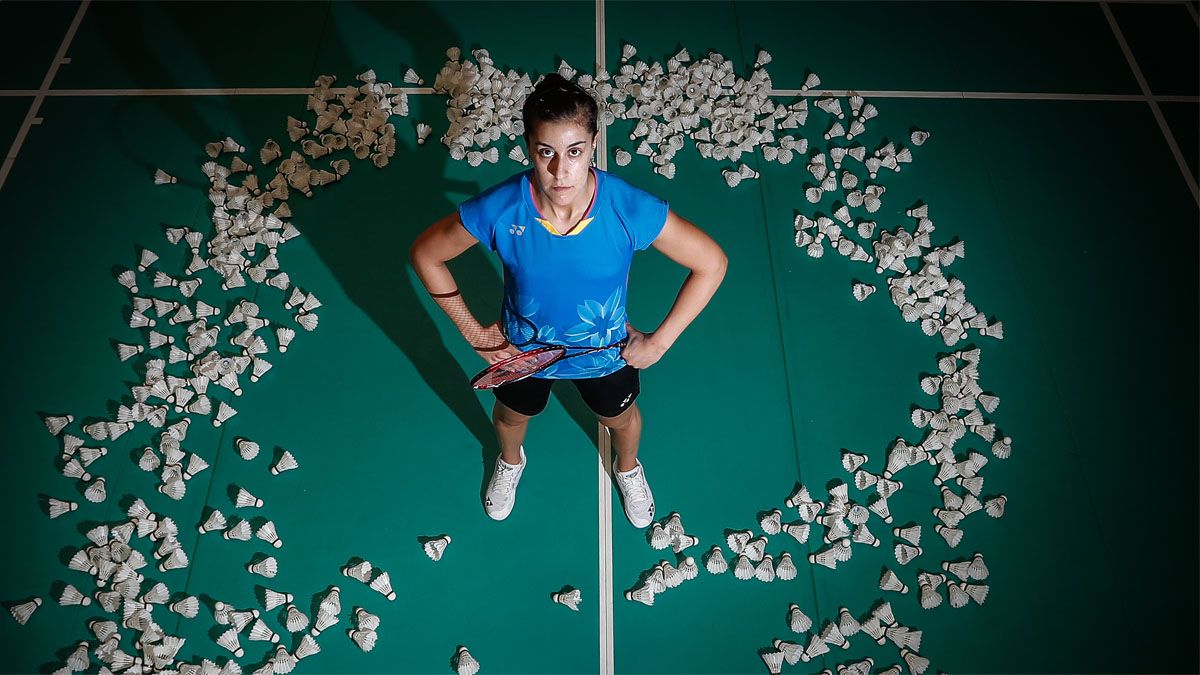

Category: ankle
[501, 445, 524, 466]
[616, 457, 639, 473]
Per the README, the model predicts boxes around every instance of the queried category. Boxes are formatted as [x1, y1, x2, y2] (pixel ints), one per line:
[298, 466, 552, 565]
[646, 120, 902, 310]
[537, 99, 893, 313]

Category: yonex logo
[509, 224, 526, 236]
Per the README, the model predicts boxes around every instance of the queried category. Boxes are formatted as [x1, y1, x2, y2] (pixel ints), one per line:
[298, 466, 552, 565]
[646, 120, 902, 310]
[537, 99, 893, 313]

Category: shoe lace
[619, 470, 647, 502]
[491, 464, 516, 495]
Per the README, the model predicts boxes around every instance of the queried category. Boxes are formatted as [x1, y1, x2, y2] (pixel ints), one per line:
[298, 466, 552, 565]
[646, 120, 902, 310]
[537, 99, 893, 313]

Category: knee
[599, 403, 638, 430]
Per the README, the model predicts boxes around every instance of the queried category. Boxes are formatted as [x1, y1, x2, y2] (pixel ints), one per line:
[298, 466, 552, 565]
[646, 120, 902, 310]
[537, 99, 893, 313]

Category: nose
[547, 155, 563, 179]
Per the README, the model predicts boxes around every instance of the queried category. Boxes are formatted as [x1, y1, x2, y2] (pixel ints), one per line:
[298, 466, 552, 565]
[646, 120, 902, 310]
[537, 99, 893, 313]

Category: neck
[536, 169, 595, 222]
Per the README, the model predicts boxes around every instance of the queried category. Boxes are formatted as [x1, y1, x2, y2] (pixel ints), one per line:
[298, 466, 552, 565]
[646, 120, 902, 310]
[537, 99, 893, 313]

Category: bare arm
[622, 209, 728, 368]
[410, 213, 512, 360]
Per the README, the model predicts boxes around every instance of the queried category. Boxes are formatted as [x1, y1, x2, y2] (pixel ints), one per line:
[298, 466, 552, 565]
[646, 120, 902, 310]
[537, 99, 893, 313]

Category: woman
[410, 74, 727, 529]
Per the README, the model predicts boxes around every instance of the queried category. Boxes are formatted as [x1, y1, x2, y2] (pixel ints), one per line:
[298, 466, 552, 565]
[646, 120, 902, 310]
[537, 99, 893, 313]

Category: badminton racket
[470, 311, 627, 389]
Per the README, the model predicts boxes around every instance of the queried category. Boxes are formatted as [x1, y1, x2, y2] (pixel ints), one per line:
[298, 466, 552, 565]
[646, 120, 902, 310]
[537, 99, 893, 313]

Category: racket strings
[502, 308, 540, 348]
[475, 347, 565, 388]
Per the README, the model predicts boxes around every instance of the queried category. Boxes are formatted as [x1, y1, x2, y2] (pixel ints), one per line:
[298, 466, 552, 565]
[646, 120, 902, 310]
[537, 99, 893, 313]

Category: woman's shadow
[283, 2, 606, 491]
[87, 1, 608, 484]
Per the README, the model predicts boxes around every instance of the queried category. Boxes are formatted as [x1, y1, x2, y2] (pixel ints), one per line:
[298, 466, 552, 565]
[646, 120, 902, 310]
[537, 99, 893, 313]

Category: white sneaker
[485, 445, 526, 521]
[615, 460, 655, 528]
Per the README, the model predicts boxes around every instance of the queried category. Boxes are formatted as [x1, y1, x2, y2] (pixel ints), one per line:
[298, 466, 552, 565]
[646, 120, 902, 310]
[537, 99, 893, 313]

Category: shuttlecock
[370, 571, 397, 600]
[311, 586, 342, 636]
[234, 437, 259, 461]
[285, 604, 310, 633]
[247, 556, 278, 578]
[894, 543, 922, 565]
[342, 560, 373, 583]
[169, 595, 199, 618]
[217, 627, 244, 658]
[423, 535, 451, 561]
[272, 450, 299, 475]
[235, 487, 263, 508]
[894, 524, 922, 546]
[852, 282, 876, 301]
[551, 588, 581, 611]
[47, 498, 77, 519]
[759, 509, 782, 535]
[761, 650, 784, 674]
[9, 598, 41, 625]
[901, 648, 930, 674]
[880, 567, 909, 594]
[454, 645, 480, 675]
[775, 551, 797, 581]
[703, 546, 728, 574]
[624, 583, 654, 606]
[788, 603, 812, 633]
[256, 520, 283, 548]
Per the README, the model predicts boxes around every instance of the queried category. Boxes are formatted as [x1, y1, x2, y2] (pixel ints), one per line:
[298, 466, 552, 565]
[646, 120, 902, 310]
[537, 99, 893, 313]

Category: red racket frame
[470, 339, 628, 390]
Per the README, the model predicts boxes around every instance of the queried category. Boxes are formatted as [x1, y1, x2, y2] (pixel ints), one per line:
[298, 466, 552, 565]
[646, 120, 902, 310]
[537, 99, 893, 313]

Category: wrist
[648, 328, 677, 350]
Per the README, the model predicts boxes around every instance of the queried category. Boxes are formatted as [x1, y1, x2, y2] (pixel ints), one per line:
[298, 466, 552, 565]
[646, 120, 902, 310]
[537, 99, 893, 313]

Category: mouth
[552, 186, 572, 193]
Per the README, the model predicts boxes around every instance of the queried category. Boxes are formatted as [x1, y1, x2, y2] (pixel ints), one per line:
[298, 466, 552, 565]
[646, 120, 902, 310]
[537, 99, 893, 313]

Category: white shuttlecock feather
[552, 588, 581, 611]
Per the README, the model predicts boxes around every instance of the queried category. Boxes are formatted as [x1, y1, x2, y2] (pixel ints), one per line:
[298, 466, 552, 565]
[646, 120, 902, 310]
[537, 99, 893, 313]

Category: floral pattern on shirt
[501, 288, 628, 379]
[503, 294, 558, 347]
[565, 287, 626, 347]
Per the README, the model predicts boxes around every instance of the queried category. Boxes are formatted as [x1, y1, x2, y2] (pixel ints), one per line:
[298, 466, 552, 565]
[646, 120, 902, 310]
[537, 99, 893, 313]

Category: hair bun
[534, 72, 570, 92]
[523, 73, 598, 137]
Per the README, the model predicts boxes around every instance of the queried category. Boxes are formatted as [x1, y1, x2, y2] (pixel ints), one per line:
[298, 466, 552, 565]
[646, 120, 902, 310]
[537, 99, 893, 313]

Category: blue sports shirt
[458, 168, 668, 379]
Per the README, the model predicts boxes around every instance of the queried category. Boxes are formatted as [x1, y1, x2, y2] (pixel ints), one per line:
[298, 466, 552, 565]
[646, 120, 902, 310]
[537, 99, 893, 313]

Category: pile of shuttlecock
[13, 42, 1021, 675]
[11, 65, 423, 673]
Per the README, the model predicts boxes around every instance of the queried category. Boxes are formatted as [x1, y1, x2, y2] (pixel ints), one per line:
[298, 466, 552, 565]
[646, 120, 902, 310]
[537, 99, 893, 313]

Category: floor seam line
[731, 2, 826, 668]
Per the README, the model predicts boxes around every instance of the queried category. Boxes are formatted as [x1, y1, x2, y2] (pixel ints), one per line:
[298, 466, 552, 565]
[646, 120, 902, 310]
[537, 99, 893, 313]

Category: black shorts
[493, 365, 640, 418]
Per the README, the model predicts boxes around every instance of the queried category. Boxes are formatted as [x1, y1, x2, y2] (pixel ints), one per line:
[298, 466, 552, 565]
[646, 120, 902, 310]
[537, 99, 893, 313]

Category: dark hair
[522, 73, 598, 139]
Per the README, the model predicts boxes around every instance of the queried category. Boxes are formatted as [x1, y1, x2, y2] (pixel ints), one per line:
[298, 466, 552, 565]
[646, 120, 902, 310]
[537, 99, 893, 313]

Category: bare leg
[493, 400, 531, 465]
[600, 403, 642, 473]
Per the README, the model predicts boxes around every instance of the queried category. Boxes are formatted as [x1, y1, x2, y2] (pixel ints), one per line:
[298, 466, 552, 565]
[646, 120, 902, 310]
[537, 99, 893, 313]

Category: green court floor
[0, 2, 1196, 674]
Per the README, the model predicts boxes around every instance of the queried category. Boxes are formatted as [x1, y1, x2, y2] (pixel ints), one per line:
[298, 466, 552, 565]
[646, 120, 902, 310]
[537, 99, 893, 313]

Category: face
[527, 119, 597, 208]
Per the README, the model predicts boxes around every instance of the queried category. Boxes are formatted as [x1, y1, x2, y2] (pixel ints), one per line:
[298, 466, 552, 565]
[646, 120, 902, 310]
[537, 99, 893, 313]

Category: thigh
[493, 375, 555, 417]
[572, 365, 640, 419]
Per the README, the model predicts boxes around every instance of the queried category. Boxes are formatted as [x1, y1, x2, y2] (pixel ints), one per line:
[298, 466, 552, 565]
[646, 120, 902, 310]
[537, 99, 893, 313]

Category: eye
[538, 148, 554, 158]
[568, 148, 583, 157]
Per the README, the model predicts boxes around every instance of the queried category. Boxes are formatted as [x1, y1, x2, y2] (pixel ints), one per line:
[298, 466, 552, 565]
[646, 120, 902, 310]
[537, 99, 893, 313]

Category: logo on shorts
[619, 393, 632, 407]
[509, 224, 526, 236]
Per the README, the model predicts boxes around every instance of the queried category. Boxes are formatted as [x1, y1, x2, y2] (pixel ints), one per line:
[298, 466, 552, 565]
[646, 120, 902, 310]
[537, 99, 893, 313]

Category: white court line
[0, 0, 90, 191]
[1100, 1, 1200, 206]
[1, 87, 1195, 103]
[0, 86, 435, 97]
[594, 2, 616, 673]
[768, 89, 1198, 102]
[1023, 0, 1193, 3]
[1183, 0, 1200, 26]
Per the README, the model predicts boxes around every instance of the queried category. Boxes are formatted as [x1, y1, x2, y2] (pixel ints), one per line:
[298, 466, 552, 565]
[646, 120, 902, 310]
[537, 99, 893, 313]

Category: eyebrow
[536, 141, 588, 148]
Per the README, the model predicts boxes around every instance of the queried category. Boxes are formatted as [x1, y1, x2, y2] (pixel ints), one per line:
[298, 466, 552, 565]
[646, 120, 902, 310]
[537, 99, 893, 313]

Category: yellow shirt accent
[536, 216, 594, 237]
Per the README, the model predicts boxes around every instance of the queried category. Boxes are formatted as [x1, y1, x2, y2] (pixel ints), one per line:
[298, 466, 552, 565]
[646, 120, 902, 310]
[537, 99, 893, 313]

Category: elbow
[408, 239, 425, 267]
[709, 251, 729, 278]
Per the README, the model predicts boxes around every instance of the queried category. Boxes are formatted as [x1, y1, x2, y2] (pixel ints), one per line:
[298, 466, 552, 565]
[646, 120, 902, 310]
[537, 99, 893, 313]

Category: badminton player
[410, 73, 727, 528]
